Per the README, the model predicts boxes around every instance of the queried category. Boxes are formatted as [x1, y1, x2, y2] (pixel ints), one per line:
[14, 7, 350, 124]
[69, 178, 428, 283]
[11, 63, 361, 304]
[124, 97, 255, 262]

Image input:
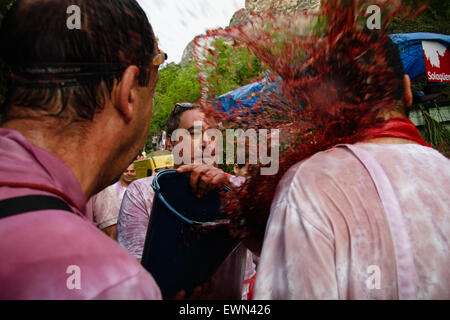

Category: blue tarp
[216, 33, 449, 113]
[216, 81, 265, 113]
[215, 77, 277, 113]
[389, 32, 450, 81]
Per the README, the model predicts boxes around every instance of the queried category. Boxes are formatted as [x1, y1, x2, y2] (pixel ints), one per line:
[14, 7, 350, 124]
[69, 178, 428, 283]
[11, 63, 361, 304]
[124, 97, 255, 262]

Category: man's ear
[403, 74, 413, 109]
[116, 65, 140, 123]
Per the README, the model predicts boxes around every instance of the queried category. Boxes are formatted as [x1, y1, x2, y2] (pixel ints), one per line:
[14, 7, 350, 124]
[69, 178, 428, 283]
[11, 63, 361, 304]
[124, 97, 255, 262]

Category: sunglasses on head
[169, 102, 196, 119]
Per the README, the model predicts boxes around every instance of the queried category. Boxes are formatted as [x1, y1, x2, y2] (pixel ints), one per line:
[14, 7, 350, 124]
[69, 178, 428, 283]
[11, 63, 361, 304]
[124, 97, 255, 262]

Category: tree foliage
[200, 38, 263, 98]
[149, 61, 200, 138]
[387, 0, 450, 34]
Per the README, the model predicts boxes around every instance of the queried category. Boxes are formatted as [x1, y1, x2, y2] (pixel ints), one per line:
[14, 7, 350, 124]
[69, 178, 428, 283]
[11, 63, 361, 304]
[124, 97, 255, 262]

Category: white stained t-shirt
[86, 181, 127, 229]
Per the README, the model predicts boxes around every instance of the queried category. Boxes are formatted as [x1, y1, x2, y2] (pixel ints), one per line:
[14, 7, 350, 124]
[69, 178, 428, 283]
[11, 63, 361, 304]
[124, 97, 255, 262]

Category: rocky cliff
[229, 0, 321, 27]
[180, 0, 321, 66]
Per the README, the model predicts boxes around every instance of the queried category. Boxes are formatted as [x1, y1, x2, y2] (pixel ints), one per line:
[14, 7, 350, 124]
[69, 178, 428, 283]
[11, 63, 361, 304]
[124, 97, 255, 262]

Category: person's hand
[177, 164, 230, 198]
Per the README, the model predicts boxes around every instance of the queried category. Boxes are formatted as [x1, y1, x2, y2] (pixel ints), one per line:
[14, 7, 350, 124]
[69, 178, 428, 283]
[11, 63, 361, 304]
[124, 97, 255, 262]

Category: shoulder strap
[0, 195, 73, 220]
[338, 144, 419, 300]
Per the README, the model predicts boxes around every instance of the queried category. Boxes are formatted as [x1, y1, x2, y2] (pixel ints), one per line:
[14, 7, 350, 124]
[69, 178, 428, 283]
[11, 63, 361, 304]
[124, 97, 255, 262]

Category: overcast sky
[137, 0, 246, 64]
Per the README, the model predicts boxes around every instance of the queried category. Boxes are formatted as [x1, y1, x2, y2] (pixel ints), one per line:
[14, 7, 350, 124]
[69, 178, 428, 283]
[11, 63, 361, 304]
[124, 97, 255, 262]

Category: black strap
[0, 195, 73, 220]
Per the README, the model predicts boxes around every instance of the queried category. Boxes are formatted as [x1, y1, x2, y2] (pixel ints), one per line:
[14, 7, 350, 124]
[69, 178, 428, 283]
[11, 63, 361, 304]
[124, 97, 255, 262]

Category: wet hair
[330, 32, 407, 115]
[0, 0, 156, 122]
[166, 102, 200, 135]
[384, 37, 405, 101]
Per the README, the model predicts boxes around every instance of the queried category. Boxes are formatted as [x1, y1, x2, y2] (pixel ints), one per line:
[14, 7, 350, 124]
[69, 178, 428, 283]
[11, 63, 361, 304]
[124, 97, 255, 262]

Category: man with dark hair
[0, 0, 163, 299]
[117, 103, 256, 299]
[117, 103, 227, 261]
[254, 37, 450, 299]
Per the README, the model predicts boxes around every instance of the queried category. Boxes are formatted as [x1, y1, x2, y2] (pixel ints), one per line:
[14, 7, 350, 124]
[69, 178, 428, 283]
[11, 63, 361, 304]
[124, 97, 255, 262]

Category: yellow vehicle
[134, 154, 174, 179]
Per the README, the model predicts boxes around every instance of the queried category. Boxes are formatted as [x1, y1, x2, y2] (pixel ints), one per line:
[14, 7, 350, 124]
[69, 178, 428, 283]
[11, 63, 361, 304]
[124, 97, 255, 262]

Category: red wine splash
[192, 0, 427, 245]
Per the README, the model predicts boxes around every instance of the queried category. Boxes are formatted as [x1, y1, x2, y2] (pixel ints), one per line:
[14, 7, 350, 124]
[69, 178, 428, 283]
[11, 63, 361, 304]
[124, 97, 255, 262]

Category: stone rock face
[180, 0, 321, 66]
[229, 0, 321, 27]
[180, 39, 196, 67]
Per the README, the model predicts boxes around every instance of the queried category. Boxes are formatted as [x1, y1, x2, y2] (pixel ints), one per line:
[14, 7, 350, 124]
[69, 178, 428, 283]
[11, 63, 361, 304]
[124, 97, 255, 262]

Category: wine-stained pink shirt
[254, 143, 450, 299]
[0, 128, 161, 299]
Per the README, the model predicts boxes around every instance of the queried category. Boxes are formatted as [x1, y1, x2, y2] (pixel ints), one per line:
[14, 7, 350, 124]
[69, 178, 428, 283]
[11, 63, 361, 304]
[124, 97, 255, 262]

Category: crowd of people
[0, 0, 448, 300]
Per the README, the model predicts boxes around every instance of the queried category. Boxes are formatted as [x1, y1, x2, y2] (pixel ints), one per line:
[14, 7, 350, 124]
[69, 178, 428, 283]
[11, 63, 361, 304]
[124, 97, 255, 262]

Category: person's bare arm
[117, 182, 153, 259]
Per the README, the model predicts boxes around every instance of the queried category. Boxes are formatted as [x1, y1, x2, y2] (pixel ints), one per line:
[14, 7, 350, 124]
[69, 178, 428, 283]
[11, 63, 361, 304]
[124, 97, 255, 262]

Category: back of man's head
[384, 37, 406, 103]
[331, 32, 408, 116]
[0, 0, 156, 123]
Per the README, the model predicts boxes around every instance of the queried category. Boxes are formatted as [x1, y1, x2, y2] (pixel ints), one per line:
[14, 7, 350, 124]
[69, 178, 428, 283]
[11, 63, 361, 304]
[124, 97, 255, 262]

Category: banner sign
[422, 40, 450, 83]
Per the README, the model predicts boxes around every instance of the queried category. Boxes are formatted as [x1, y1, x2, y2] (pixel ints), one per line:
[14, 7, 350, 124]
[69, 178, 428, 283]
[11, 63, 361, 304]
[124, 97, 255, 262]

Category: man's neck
[3, 118, 114, 199]
[363, 109, 419, 145]
[363, 137, 419, 145]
